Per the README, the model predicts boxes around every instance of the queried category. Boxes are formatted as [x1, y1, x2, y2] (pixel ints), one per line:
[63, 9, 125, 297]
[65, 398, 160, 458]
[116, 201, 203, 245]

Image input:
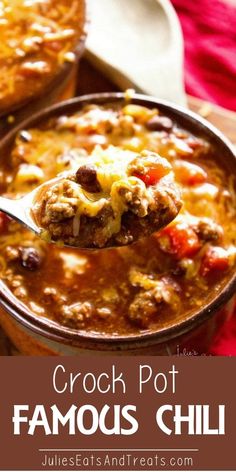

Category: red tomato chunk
[158, 222, 201, 259]
[134, 164, 171, 186]
[200, 246, 230, 276]
[174, 160, 207, 186]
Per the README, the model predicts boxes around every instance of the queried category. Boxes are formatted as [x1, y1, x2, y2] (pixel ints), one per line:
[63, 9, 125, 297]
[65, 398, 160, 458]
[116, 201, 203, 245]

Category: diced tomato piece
[200, 246, 230, 276]
[174, 160, 207, 186]
[158, 222, 201, 259]
[133, 170, 160, 186]
[0, 212, 10, 233]
[134, 164, 170, 186]
[133, 153, 171, 186]
[133, 172, 146, 184]
[147, 168, 167, 185]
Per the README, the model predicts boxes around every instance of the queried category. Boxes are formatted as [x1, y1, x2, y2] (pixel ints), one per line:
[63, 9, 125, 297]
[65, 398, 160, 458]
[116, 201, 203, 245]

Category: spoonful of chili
[0, 146, 182, 249]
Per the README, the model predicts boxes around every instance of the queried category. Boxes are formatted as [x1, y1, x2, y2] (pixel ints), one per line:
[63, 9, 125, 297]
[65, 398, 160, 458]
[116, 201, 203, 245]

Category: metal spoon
[0, 178, 60, 238]
[0, 168, 181, 249]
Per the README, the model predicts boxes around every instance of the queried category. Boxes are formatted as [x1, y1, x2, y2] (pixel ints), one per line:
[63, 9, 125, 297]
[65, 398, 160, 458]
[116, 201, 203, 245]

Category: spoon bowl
[0, 175, 76, 245]
[0, 156, 181, 250]
[0, 191, 41, 236]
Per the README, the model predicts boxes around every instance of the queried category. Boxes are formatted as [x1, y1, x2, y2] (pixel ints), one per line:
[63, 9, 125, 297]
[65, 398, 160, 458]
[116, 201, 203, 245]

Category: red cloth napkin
[171, 0, 236, 355]
[210, 311, 236, 355]
[172, 0, 236, 111]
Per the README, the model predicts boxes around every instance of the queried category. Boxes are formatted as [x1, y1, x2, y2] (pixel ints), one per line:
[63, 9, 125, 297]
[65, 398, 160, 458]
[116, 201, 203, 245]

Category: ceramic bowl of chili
[0, 0, 86, 138]
[0, 92, 235, 355]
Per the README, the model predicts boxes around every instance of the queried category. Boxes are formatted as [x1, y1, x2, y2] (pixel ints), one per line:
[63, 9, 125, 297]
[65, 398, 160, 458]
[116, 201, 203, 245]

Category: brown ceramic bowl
[0, 92, 235, 356]
[0, 0, 87, 139]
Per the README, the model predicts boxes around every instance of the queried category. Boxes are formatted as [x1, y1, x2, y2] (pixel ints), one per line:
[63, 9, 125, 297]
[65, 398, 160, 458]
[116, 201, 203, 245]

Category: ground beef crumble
[33, 147, 182, 248]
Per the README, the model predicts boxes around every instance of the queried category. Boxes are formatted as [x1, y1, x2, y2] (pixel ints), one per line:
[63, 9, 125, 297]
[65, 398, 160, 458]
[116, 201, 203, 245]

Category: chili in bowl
[0, 93, 235, 355]
[31, 147, 182, 248]
[0, 0, 86, 135]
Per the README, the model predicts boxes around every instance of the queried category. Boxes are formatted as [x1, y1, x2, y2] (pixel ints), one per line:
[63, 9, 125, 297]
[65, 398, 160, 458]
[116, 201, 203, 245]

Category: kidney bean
[75, 165, 101, 193]
[20, 247, 42, 271]
[145, 116, 173, 132]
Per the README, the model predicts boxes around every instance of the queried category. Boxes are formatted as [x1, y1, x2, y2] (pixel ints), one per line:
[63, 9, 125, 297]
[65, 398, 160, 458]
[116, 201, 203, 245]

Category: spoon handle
[0, 196, 20, 220]
[0, 196, 39, 234]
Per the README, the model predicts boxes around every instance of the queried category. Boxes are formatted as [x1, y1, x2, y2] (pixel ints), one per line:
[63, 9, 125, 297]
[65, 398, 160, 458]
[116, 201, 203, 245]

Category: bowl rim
[0, 91, 236, 350]
[0, 0, 87, 118]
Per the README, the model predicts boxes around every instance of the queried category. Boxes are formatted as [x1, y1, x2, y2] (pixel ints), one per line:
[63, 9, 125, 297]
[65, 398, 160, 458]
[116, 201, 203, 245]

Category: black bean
[20, 247, 42, 271]
[19, 130, 32, 142]
[171, 264, 186, 277]
[75, 165, 101, 193]
[145, 116, 173, 132]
